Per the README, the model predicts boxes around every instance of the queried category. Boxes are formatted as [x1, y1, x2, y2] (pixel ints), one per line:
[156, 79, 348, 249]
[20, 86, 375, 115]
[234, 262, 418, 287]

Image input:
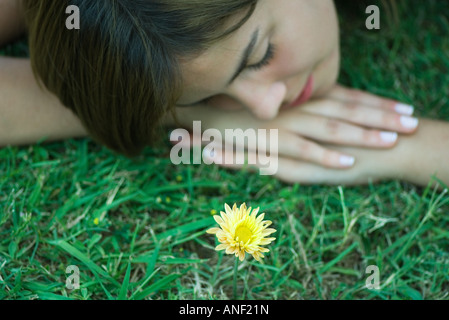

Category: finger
[203, 139, 355, 174]
[171, 128, 260, 158]
[275, 131, 356, 168]
[203, 148, 369, 185]
[326, 84, 415, 116]
[198, 128, 356, 169]
[281, 112, 401, 147]
[170, 129, 264, 168]
[202, 147, 261, 173]
[300, 100, 419, 134]
[170, 121, 381, 168]
[274, 157, 376, 185]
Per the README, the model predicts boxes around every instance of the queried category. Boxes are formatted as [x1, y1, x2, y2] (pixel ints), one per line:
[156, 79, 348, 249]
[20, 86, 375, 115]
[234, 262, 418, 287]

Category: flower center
[235, 225, 253, 244]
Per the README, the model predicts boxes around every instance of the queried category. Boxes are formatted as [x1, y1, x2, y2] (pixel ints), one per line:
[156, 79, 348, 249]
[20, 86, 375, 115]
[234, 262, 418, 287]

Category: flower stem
[233, 256, 239, 299]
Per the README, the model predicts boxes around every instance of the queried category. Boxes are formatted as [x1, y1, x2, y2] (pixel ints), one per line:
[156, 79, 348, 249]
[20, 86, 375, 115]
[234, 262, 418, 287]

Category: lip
[284, 75, 314, 109]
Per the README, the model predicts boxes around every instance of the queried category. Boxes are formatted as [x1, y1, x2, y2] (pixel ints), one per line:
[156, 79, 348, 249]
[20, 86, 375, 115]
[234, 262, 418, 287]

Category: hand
[170, 84, 420, 184]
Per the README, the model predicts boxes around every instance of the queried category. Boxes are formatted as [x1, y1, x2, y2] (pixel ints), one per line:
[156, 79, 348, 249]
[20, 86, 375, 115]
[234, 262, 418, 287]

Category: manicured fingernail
[395, 103, 414, 116]
[340, 155, 355, 167]
[400, 116, 419, 129]
[380, 131, 398, 143]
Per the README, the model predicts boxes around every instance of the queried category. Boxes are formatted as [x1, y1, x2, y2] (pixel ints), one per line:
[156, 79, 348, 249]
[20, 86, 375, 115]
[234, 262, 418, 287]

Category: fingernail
[340, 155, 355, 167]
[395, 103, 414, 116]
[400, 116, 419, 129]
[380, 131, 398, 143]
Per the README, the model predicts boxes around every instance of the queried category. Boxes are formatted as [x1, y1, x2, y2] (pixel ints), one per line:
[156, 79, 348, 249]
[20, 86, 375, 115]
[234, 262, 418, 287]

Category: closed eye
[246, 43, 276, 71]
[178, 43, 276, 107]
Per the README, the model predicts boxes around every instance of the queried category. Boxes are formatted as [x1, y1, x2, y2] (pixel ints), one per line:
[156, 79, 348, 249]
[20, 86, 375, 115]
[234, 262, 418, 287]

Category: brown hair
[21, 0, 257, 157]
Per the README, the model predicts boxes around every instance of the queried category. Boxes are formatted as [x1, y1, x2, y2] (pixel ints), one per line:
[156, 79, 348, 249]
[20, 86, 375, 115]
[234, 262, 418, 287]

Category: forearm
[0, 57, 88, 147]
[393, 118, 449, 186]
[336, 118, 449, 187]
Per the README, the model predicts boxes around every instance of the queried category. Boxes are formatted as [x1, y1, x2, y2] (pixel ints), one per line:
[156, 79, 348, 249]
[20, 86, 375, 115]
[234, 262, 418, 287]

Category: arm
[0, 57, 88, 147]
[0, 0, 88, 146]
[345, 118, 449, 187]
[403, 119, 449, 186]
[167, 99, 447, 187]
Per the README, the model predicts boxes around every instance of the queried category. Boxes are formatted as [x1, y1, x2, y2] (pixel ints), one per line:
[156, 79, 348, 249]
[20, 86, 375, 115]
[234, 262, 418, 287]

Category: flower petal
[224, 203, 233, 215]
[258, 237, 276, 245]
[215, 244, 228, 251]
[252, 252, 262, 261]
[226, 246, 237, 255]
[251, 207, 260, 217]
[206, 228, 221, 234]
[262, 228, 276, 236]
[213, 215, 224, 226]
[258, 247, 270, 253]
[238, 250, 245, 261]
[262, 220, 272, 228]
[256, 213, 265, 224]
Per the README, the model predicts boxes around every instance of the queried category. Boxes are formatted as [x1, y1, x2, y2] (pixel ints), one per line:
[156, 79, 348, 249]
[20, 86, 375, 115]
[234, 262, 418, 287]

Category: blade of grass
[132, 273, 182, 300]
[155, 217, 214, 240]
[319, 242, 359, 274]
[118, 261, 132, 300]
[48, 239, 119, 287]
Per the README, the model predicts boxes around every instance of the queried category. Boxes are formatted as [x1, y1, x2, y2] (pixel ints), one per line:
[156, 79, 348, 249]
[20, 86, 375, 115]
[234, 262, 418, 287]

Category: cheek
[276, 47, 305, 73]
[269, 29, 330, 79]
[271, 1, 339, 75]
[267, 42, 314, 82]
[314, 44, 341, 96]
[209, 95, 244, 111]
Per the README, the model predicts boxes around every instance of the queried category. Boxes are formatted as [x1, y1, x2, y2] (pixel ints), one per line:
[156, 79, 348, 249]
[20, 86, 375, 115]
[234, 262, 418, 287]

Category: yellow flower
[93, 218, 100, 225]
[207, 203, 276, 262]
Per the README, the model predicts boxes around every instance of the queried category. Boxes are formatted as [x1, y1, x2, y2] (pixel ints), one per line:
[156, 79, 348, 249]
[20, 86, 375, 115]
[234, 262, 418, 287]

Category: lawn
[1, 0, 448, 300]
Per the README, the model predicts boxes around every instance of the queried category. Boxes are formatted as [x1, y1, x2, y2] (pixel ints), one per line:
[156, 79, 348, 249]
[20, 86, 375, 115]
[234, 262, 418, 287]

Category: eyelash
[247, 43, 276, 71]
[200, 97, 213, 105]
[198, 44, 276, 105]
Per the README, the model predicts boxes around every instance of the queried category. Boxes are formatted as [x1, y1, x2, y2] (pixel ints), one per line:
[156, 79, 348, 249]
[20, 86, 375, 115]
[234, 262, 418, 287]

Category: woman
[0, 0, 447, 186]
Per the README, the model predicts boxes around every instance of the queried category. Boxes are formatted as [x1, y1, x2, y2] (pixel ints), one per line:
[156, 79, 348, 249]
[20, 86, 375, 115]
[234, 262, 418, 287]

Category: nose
[229, 81, 287, 120]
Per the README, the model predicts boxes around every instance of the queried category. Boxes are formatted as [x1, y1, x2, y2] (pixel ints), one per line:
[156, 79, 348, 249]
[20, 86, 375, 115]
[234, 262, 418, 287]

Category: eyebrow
[177, 28, 260, 107]
[227, 28, 260, 86]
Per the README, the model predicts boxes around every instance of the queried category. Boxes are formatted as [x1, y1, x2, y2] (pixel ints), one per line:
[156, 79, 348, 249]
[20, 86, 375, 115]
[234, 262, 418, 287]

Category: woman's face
[176, 0, 341, 120]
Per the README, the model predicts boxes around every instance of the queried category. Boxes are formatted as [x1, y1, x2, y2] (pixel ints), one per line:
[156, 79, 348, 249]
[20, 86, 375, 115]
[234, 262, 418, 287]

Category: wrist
[359, 118, 449, 187]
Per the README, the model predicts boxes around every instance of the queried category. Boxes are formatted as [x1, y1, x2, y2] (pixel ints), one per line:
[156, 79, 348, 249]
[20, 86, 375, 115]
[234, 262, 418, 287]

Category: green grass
[1, 0, 448, 300]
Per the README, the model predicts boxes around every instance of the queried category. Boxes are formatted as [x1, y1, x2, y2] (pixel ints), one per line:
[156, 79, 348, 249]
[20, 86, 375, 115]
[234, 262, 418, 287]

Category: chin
[313, 69, 339, 98]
